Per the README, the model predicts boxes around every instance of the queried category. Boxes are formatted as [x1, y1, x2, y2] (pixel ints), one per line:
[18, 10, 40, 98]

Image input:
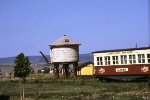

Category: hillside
[0, 54, 93, 65]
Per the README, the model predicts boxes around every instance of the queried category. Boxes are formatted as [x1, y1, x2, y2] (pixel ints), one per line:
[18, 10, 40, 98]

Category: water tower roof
[50, 35, 81, 46]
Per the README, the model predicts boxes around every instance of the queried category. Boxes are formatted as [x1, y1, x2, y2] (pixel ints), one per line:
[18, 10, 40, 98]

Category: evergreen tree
[14, 53, 31, 100]
[14, 53, 31, 81]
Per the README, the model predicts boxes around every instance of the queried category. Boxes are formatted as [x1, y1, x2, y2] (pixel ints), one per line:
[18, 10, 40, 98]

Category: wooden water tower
[49, 35, 81, 78]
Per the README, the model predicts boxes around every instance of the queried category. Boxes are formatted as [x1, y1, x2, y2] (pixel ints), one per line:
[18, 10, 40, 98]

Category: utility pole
[148, 0, 150, 46]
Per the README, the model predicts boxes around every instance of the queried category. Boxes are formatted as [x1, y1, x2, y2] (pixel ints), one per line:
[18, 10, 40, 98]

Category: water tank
[49, 35, 81, 63]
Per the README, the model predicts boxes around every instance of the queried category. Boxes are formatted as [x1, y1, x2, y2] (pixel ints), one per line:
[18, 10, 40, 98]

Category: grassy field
[0, 74, 150, 100]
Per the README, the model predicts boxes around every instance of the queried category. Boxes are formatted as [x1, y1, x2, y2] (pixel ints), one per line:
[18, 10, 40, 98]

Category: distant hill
[79, 53, 93, 64]
[0, 54, 93, 65]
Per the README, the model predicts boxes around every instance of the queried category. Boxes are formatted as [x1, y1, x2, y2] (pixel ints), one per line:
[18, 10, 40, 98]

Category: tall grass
[0, 74, 150, 100]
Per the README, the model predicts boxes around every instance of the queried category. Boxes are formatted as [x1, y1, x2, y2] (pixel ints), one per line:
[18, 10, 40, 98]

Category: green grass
[0, 75, 150, 100]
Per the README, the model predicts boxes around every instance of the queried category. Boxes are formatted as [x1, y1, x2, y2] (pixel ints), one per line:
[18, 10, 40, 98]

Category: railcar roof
[92, 47, 150, 54]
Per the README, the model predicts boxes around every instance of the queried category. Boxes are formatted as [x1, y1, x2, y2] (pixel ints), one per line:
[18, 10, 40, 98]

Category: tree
[14, 53, 31, 100]
[14, 53, 31, 81]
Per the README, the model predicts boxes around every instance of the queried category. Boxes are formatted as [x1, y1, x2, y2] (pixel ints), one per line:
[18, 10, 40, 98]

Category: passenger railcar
[92, 47, 150, 80]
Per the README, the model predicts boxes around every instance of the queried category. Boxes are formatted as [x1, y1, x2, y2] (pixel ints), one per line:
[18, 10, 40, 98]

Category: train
[91, 46, 150, 81]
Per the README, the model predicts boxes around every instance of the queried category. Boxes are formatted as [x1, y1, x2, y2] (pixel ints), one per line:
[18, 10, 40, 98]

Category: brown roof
[50, 35, 81, 46]
[92, 47, 150, 54]
[77, 61, 94, 69]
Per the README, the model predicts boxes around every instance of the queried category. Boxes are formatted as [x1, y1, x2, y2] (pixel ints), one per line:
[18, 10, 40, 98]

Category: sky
[0, 0, 149, 58]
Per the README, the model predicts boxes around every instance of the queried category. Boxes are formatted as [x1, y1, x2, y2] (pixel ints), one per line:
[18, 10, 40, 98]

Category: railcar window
[147, 54, 150, 63]
[105, 56, 110, 65]
[96, 57, 99, 65]
[112, 56, 118, 64]
[138, 54, 145, 63]
[96, 57, 103, 65]
[121, 55, 127, 64]
[100, 57, 103, 65]
[129, 55, 136, 64]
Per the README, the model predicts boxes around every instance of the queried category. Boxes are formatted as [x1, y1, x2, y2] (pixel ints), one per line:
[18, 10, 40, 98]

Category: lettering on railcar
[116, 68, 128, 72]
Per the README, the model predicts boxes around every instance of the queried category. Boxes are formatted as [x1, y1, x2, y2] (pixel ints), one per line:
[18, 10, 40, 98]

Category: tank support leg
[63, 64, 69, 79]
[73, 62, 78, 77]
[54, 64, 59, 79]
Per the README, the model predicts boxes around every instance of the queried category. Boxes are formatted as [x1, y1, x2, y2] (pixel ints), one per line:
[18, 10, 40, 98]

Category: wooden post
[22, 84, 24, 100]
[20, 80, 22, 100]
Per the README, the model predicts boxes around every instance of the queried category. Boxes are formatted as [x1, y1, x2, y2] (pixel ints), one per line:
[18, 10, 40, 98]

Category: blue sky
[0, 0, 149, 58]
